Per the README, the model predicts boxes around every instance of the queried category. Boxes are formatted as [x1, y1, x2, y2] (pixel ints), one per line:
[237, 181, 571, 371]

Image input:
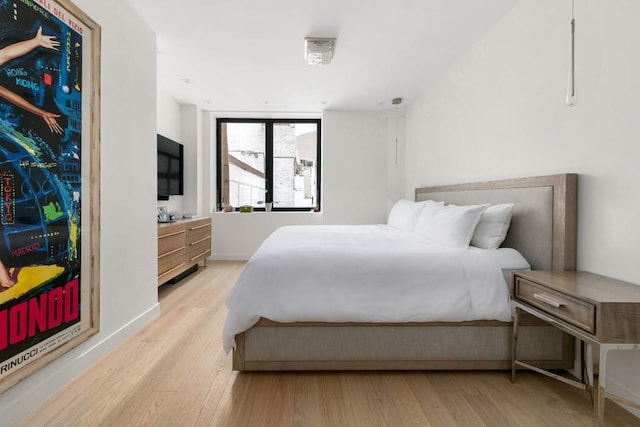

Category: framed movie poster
[0, 0, 100, 392]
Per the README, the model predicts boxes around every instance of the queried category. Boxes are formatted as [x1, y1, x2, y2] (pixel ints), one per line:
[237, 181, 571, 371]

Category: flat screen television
[157, 134, 184, 200]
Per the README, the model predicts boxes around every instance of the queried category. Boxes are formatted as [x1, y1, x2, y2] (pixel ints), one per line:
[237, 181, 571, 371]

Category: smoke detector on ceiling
[304, 37, 336, 65]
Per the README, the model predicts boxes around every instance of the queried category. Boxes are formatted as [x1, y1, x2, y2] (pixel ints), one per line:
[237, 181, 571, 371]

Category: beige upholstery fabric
[244, 324, 564, 363]
[416, 187, 553, 270]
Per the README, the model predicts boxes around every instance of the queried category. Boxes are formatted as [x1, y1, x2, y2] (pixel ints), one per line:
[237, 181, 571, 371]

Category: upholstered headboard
[415, 174, 577, 271]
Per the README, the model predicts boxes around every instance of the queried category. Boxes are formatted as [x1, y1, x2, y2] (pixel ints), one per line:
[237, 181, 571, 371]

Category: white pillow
[471, 203, 514, 249]
[387, 199, 440, 232]
[415, 203, 489, 248]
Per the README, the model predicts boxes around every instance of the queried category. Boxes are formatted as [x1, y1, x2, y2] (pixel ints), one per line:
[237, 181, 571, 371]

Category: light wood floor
[17, 261, 640, 426]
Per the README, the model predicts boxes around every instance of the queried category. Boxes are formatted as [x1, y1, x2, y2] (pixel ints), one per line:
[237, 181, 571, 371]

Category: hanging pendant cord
[395, 104, 398, 166]
[570, 0, 575, 97]
[566, 0, 577, 106]
[392, 97, 402, 166]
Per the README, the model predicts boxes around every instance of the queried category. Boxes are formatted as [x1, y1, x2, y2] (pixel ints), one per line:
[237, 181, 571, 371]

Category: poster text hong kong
[0, 0, 84, 378]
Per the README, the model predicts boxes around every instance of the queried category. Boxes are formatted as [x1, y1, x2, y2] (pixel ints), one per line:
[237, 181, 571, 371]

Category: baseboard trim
[0, 303, 160, 425]
[607, 376, 640, 418]
[211, 254, 251, 261]
[568, 346, 640, 419]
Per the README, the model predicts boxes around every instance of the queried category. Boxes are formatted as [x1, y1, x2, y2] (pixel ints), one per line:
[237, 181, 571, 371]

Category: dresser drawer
[515, 277, 596, 334]
[187, 236, 211, 263]
[186, 217, 211, 264]
[158, 228, 186, 256]
[186, 218, 211, 242]
[158, 247, 186, 279]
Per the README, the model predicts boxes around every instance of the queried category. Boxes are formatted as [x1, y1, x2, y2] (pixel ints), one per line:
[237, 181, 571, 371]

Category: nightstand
[511, 270, 640, 424]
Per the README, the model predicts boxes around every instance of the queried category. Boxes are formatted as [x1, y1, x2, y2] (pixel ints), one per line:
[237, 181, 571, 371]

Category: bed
[227, 173, 577, 371]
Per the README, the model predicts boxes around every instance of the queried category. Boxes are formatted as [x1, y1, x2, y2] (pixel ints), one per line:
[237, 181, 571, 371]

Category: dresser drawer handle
[158, 262, 186, 279]
[533, 293, 565, 308]
[190, 223, 211, 231]
[158, 230, 185, 239]
[190, 249, 211, 262]
[190, 236, 211, 246]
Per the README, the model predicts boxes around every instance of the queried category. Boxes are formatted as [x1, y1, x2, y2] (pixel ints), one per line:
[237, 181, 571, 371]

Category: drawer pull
[158, 262, 186, 279]
[190, 249, 211, 262]
[533, 293, 565, 308]
[158, 230, 185, 239]
[158, 246, 186, 259]
[190, 223, 211, 231]
[190, 236, 211, 246]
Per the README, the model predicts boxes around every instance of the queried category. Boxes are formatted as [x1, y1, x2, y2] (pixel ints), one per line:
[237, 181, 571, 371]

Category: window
[216, 118, 321, 211]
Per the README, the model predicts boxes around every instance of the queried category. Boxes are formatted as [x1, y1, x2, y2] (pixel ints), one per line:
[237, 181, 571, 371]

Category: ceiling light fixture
[304, 37, 336, 65]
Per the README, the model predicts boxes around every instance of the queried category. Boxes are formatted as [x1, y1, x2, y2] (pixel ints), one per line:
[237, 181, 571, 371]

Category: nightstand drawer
[515, 277, 596, 334]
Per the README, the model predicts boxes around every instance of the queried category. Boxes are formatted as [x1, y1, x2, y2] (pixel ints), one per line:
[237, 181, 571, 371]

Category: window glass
[220, 122, 266, 208]
[217, 119, 320, 211]
[273, 122, 318, 208]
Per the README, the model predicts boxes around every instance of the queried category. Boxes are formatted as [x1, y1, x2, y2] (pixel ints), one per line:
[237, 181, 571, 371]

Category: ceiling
[126, 0, 518, 113]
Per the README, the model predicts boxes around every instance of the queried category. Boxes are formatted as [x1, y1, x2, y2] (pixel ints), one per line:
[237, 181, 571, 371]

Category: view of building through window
[223, 122, 266, 208]
[273, 123, 317, 208]
[218, 119, 320, 211]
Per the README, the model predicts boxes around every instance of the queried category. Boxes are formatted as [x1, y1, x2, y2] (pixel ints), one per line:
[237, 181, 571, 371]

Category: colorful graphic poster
[0, 0, 99, 388]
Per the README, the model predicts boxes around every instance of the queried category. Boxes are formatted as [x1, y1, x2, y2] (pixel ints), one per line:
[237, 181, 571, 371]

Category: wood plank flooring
[17, 261, 640, 426]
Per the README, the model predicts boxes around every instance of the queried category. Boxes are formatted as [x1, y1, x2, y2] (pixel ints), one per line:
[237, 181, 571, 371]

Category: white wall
[157, 88, 182, 141]
[385, 109, 406, 215]
[201, 110, 213, 216]
[405, 0, 640, 414]
[0, 2, 159, 423]
[181, 105, 202, 216]
[212, 212, 323, 260]
[322, 110, 388, 225]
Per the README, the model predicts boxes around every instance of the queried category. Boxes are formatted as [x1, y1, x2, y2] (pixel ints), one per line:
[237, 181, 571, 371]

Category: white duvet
[223, 225, 525, 352]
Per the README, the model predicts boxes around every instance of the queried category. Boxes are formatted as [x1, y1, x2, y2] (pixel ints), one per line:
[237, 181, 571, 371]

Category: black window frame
[216, 118, 321, 212]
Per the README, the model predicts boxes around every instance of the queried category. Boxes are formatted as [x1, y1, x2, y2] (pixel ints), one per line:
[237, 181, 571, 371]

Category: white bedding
[223, 225, 529, 352]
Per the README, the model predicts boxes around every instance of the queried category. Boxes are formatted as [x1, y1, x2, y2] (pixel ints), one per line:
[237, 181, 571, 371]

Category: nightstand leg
[580, 340, 587, 386]
[595, 344, 610, 424]
[586, 343, 595, 405]
[511, 307, 519, 383]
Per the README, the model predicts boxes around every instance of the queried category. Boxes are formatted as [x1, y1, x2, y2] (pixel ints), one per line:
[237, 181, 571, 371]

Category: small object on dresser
[239, 205, 254, 213]
[157, 206, 169, 222]
[170, 211, 186, 220]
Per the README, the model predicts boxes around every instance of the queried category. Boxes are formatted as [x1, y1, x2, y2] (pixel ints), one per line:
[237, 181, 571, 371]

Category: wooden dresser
[157, 217, 211, 286]
[511, 270, 640, 424]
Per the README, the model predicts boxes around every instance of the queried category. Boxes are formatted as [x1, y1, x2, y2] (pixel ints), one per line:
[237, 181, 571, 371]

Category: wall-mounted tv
[157, 134, 184, 200]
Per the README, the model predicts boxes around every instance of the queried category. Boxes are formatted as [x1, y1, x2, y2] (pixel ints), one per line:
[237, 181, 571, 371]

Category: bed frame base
[233, 317, 574, 371]
[235, 359, 569, 371]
